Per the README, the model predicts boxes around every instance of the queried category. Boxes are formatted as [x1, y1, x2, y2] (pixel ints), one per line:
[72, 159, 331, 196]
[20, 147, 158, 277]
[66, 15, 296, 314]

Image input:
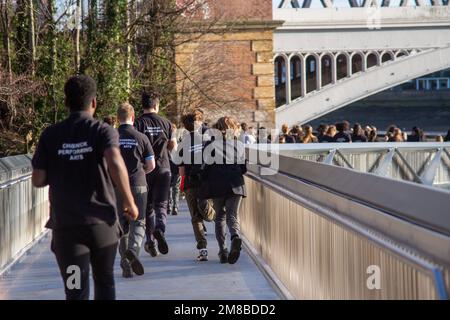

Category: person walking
[135, 92, 177, 257]
[351, 123, 368, 142]
[301, 125, 318, 143]
[444, 130, 450, 142]
[116, 103, 156, 278]
[279, 123, 296, 143]
[333, 122, 352, 143]
[31, 75, 138, 300]
[239, 122, 257, 144]
[176, 112, 215, 262]
[198, 117, 247, 264]
[320, 125, 336, 143]
[168, 123, 182, 216]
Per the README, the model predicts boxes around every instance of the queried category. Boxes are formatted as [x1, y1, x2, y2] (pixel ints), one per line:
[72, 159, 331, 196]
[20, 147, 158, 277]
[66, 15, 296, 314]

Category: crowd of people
[239, 120, 450, 144]
[29, 74, 450, 300]
[31, 75, 247, 300]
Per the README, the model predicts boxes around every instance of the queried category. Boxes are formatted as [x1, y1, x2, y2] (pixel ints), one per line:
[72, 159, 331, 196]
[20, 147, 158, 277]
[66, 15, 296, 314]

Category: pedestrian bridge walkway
[0, 202, 280, 300]
[1, 145, 450, 300]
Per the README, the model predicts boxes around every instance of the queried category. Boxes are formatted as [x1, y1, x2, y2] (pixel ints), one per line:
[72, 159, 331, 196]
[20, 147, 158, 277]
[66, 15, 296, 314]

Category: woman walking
[198, 117, 247, 264]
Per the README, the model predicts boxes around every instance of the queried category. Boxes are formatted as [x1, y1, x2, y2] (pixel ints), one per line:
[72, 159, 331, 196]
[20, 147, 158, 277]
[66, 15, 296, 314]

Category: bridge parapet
[276, 0, 450, 10]
[242, 144, 450, 299]
[0, 155, 49, 275]
[270, 142, 450, 186]
[274, 6, 450, 29]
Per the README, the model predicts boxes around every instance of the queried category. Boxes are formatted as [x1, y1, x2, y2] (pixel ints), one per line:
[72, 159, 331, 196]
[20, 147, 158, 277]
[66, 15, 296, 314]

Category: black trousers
[145, 169, 171, 244]
[51, 222, 120, 300]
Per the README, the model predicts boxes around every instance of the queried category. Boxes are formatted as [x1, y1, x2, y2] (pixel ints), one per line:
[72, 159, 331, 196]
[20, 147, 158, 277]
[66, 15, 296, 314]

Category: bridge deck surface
[0, 202, 279, 300]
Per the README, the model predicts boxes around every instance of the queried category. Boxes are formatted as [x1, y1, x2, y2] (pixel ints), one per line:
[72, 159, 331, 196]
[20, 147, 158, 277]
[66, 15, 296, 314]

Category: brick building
[174, 0, 281, 128]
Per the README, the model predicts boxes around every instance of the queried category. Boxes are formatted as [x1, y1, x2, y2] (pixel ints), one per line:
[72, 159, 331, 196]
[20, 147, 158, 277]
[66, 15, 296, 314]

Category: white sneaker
[197, 249, 208, 261]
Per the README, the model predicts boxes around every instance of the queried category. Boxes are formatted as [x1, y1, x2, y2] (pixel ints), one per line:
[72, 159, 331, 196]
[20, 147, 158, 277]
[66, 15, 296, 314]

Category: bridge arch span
[320, 52, 335, 87]
[276, 46, 450, 127]
[335, 52, 351, 80]
[350, 51, 365, 74]
[304, 53, 321, 93]
[289, 54, 304, 101]
[395, 49, 409, 58]
[274, 54, 289, 108]
[381, 50, 395, 63]
[365, 51, 381, 69]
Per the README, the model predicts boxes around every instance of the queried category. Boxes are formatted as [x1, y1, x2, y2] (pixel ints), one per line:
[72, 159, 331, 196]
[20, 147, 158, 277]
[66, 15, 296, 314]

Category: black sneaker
[144, 242, 158, 257]
[219, 249, 229, 264]
[125, 249, 144, 276]
[153, 229, 169, 255]
[197, 249, 208, 262]
[172, 209, 178, 216]
[120, 261, 133, 278]
[228, 236, 242, 264]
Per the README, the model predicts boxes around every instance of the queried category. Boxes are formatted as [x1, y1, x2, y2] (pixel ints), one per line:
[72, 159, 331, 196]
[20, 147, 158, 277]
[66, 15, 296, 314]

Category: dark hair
[387, 124, 397, 134]
[103, 116, 115, 126]
[64, 75, 97, 111]
[352, 123, 363, 136]
[317, 123, 328, 135]
[241, 122, 248, 131]
[181, 112, 201, 132]
[336, 122, 345, 132]
[343, 120, 350, 131]
[142, 91, 160, 110]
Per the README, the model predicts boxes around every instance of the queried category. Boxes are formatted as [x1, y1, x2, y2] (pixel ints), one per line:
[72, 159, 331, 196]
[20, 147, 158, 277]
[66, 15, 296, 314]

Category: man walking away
[31, 75, 138, 300]
[198, 117, 247, 265]
[116, 103, 156, 278]
[135, 92, 177, 257]
[176, 112, 215, 262]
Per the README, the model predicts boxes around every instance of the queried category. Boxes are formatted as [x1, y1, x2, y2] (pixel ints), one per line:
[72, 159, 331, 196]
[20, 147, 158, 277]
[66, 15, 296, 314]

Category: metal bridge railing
[241, 145, 450, 299]
[0, 155, 49, 276]
[262, 142, 450, 187]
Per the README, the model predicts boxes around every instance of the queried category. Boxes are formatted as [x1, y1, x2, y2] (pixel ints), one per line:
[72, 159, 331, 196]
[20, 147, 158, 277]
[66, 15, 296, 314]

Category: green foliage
[0, 0, 179, 155]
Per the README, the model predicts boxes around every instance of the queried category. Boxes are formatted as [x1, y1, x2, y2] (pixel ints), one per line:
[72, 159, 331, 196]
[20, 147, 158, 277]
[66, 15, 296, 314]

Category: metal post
[332, 54, 337, 84]
[420, 149, 443, 186]
[286, 56, 292, 104]
[317, 56, 322, 91]
[301, 55, 307, 97]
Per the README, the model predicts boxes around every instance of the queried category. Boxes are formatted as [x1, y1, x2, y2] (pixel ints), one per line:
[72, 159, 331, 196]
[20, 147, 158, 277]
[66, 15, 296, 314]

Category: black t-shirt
[320, 135, 334, 143]
[176, 131, 204, 190]
[352, 134, 368, 142]
[407, 135, 420, 142]
[32, 111, 120, 230]
[118, 124, 154, 187]
[135, 113, 172, 172]
[333, 132, 352, 143]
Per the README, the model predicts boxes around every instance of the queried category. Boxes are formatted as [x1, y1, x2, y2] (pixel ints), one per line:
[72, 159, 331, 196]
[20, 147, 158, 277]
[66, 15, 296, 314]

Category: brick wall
[174, 2, 279, 128]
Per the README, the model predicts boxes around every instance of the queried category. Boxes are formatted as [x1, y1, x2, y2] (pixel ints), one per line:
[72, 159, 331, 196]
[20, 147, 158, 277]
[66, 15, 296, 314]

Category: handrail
[244, 145, 450, 299]
[0, 174, 32, 189]
[0, 155, 49, 276]
[245, 169, 449, 299]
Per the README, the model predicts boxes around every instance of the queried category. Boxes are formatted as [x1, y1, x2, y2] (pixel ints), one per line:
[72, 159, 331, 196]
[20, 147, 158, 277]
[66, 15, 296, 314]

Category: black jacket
[197, 139, 247, 199]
